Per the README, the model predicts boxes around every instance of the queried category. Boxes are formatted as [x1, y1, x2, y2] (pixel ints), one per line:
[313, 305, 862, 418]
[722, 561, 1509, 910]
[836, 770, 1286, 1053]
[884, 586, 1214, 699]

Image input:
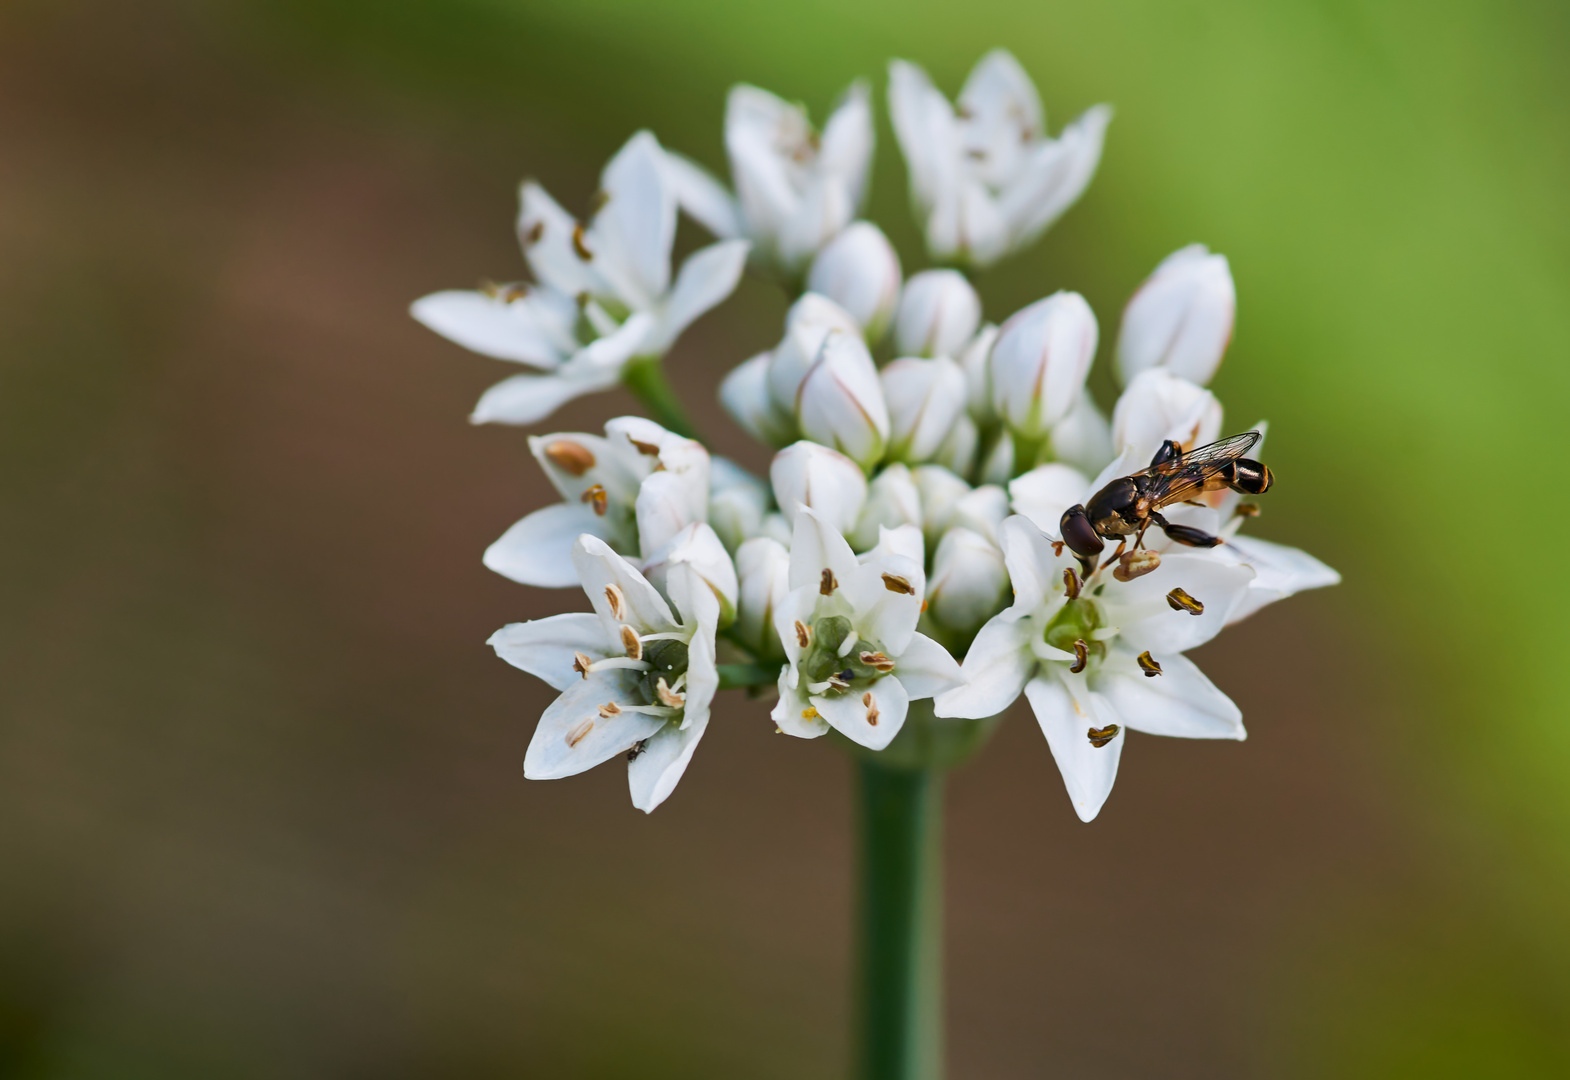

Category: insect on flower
[1058, 431, 1274, 564]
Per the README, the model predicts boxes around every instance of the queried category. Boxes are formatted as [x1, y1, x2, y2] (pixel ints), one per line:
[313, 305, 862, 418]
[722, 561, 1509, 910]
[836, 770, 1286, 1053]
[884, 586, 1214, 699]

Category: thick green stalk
[857, 758, 945, 1080]
[621, 356, 697, 439]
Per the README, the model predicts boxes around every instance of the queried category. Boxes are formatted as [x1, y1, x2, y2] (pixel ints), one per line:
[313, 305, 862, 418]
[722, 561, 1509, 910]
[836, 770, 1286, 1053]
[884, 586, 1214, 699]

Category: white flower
[770, 440, 868, 535]
[666, 82, 874, 274]
[719, 351, 796, 448]
[850, 463, 924, 551]
[1110, 369, 1222, 465]
[1116, 245, 1235, 387]
[771, 510, 962, 750]
[881, 355, 968, 464]
[707, 456, 773, 554]
[735, 536, 792, 659]
[888, 51, 1112, 268]
[1046, 389, 1114, 477]
[990, 291, 1099, 438]
[958, 323, 999, 422]
[1008, 461, 1093, 534]
[911, 464, 973, 549]
[413, 131, 748, 426]
[766, 292, 864, 419]
[484, 417, 708, 589]
[807, 221, 902, 340]
[489, 532, 728, 812]
[935, 511, 1255, 821]
[797, 331, 891, 469]
[893, 270, 982, 359]
[925, 526, 1009, 636]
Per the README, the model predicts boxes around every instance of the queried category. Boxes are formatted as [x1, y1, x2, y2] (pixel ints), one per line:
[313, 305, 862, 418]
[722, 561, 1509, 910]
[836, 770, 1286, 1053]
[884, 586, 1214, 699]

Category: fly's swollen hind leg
[1150, 510, 1223, 549]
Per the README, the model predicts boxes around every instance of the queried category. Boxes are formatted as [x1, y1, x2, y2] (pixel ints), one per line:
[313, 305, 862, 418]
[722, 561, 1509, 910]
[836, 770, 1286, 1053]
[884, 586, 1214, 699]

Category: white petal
[1026, 672, 1123, 822]
[1097, 649, 1244, 740]
[627, 713, 708, 812]
[572, 534, 678, 635]
[893, 632, 963, 699]
[843, 553, 924, 656]
[1102, 551, 1255, 654]
[487, 613, 608, 691]
[517, 182, 596, 297]
[1223, 534, 1341, 624]
[650, 523, 738, 623]
[933, 610, 1033, 719]
[410, 290, 567, 367]
[850, 464, 923, 552]
[818, 80, 875, 211]
[527, 431, 643, 506]
[1009, 463, 1091, 535]
[887, 59, 958, 213]
[997, 514, 1069, 613]
[770, 440, 868, 535]
[771, 585, 817, 672]
[863, 522, 925, 568]
[469, 368, 619, 426]
[523, 670, 665, 780]
[663, 151, 743, 238]
[592, 130, 677, 307]
[1110, 369, 1223, 465]
[484, 503, 613, 588]
[721, 351, 797, 447]
[772, 665, 830, 738]
[815, 675, 909, 751]
[1049, 390, 1115, 478]
[646, 238, 750, 354]
[787, 505, 861, 594]
[998, 104, 1112, 252]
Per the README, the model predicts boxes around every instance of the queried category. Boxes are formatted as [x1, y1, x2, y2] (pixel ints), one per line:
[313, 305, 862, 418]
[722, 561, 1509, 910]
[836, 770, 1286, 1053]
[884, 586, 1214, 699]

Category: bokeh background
[3, 0, 1568, 1076]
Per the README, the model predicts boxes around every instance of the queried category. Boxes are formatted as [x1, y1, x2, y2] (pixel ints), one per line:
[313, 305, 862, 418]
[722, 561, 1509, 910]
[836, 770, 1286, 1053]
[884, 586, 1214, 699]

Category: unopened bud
[797, 331, 890, 469]
[1047, 390, 1114, 478]
[770, 440, 868, 534]
[850, 463, 922, 551]
[894, 269, 982, 358]
[766, 293, 862, 415]
[721, 352, 796, 447]
[735, 537, 791, 659]
[990, 291, 1098, 437]
[881, 355, 968, 464]
[806, 222, 902, 341]
[927, 527, 1009, 633]
[1111, 369, 1222, 465]
[911, 464, 972, 549]
[1116, 245, 1235, 387]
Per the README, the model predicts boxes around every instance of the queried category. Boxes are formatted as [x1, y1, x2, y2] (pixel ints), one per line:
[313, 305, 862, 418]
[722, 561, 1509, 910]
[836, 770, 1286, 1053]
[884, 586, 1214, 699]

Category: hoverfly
[1059, 431, 1272, 562]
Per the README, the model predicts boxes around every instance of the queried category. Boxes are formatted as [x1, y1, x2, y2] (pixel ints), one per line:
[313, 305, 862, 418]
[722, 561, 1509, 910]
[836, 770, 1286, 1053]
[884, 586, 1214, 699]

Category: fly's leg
[1099, 539, 1128, 572]
[1150, 510, 1223, 548]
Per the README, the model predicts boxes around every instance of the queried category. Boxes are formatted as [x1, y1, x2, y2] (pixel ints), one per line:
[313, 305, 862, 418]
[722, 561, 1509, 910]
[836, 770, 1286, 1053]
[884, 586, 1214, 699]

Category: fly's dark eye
[1059, 505, 1104, 558]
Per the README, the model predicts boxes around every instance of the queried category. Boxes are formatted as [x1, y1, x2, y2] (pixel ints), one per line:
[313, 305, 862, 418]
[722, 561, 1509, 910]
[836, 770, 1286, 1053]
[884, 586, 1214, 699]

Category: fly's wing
[1139, 431, 1261, 506]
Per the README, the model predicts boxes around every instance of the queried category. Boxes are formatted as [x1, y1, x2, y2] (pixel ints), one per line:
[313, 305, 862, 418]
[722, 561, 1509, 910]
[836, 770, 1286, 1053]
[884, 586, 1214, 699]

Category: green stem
[716, 662, 777, 690]
[622, 356, 697, 439]
[858, 758, 945, 1080]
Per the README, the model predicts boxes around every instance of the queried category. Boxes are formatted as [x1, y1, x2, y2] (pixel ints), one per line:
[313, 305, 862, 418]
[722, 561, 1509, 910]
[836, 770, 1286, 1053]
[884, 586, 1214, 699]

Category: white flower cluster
[414, 51, 1338, 818]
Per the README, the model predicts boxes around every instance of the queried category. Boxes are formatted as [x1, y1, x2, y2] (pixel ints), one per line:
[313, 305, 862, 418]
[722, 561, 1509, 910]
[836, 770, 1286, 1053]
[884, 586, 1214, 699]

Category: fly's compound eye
[1059, 504, 1105, 558]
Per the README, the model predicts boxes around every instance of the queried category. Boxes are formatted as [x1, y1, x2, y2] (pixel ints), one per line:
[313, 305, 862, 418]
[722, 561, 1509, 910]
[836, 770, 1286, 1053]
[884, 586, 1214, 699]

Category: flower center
[1043, 597, 1106, 669]
[638, 637, 690, 708]
[801, 615, 890, 697]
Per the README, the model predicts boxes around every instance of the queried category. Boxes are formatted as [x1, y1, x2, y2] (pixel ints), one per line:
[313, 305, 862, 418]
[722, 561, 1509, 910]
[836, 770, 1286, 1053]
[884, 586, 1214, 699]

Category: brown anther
[1070, 639, 1089, 674]
[859, 651, 896, 673]
[597, 701, 622, 720]
[1166, 588, 1204, 615]
[500, 283, 529, 303]
[565, 717, 594, 748]
[586, 189, 610, 215]
[571, 222, 593, 261]
[801, 706, 820, 720]
[1063, 566, 1082, 599]
[619, 625, 642, 660]
[543, 439, 596, 476]
[1087, 724, 1120, 749]
[1136, 651, 1163, 678]
[1113, 549, 1162, 582]
[882, 573, 915, 595]
[627, 437, 661, 457]
[794, 620, 811, 649]
[966, 147, 988, 160]
[827, 673, 851, 691]
[580, 483, 608, 516]
[572, 651, 593, 679]
[820, 568, 838, 596]
[863, 692, 880, 726]
[1236, 502, 1261, 517]
[523, 219, 544, 246]
[1051, 539, 1066, 557]
[655, 677, 685, 708]
[604, 584, 625, 620]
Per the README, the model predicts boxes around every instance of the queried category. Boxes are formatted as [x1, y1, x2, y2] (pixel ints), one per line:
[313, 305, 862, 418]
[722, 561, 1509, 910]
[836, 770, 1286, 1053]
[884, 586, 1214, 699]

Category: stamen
[543, 439, 596, 476]
[1087, 724, 1120, 748]
[1136, 651, 1163, 677]
[654, 677, 685, 708]
[627, 437, 661, 457]
[586, 656, 649, 674]
[838, 633, 858, 658]
[580, 484, 608, 516]
[1051, 539, 1066, 557]
[604, 584, 625, 619]
[881, 573, 915, 595]
[820, 568, 838, 596]
[565, 717, 594, 747]
[801, 706, 820, 720]
[864, 691, 880, 727]
[1069, 639, 1089, 674]
[827, 671, 852, 691]
[859, 651, 896, 673]
[1166, 588, 1204, 615]
[619, 624, 642, 660]
[1063, 566, 1081, 599]
[1113, 549, 1161, 582]
[794, 620, 811, 649]
[572, 651, 593, 679]
[571, 222, 593, 261]
[523, 220, 545, 246]
[597, 701, 622, 719]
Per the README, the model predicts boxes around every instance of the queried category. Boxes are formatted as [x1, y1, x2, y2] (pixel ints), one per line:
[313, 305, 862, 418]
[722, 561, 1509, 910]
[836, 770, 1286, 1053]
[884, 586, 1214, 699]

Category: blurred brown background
[2, 1, 1567, 1077]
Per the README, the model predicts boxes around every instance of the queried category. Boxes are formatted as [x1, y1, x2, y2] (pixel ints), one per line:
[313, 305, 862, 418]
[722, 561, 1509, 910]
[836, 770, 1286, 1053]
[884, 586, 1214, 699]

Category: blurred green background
[2, 0, 1567, 1076]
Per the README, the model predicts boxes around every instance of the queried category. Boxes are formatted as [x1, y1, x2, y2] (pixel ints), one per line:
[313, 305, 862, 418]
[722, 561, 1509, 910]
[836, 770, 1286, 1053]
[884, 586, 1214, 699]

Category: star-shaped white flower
[489, 527, 736, 812]
[888, 50, 1111, 269]
[485, 417, 709, 590]
[412, 131, 749, 426]
[771, 509, 962, 750]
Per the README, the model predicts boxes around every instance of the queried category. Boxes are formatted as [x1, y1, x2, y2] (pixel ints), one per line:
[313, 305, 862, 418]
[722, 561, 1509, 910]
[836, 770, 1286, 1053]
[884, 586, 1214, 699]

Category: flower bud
[770, 440, 868, 534]
[958, 323, 999, 422]
[708, 456, 771, 553]
[1116, 245, 1235, 387]
[948, 483, 1009, 543]
[766, 293, 862, 415]
[927, 527, 1009, 634]
[989, 291, 1098, 437]
[721, 352, 796, 447]
[639, 522, 739, 627]
[932, 413, 979, 478]
[1047, 389, 1113, 477]
[979, 427, 1013, 485]
[1111, 369, 1222, 466]
[806, 222, 902, 341]
[1008, 462, 1091, 535]
[850, 463, 923, 551]
[911, 464, 971, 548]
[797, 330, 890, 469]
[894, 270, 982, 358]
[880, 355, 968, 464]
[734, 536, 791, 659]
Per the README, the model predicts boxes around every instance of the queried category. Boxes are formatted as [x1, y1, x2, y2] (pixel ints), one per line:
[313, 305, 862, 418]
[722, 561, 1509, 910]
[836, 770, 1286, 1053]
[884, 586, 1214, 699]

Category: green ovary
[1043, 598, 1106, 664]
[802, 615, 887, 696]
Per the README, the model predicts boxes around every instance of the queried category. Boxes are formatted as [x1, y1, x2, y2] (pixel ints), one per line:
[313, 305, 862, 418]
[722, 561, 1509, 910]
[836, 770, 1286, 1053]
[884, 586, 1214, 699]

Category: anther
[882, 573, 915, 595]
[820, 568, 838, 596]
[655, 677, 685, 708]
[619, 625, 642, 660]
[1087, 724, 1120, 748]
[801, 706, 819, 720]
[1136, 651, 1163, 677]
[828, 670, 852, 691]
[572, 651, 593, 679]
[1051, 539, 1066, 557]
[1070, 639, 1089, 674]
[1166, 588, 1204, 615]
[1236, 502, 1261, 517]
[598, 701, 621, 719]
[863, 691, 880, 726]
[523, 219, 544, 246]
[580, 484, 608, 516]
[565, 717, 594, 748]
[604, 584, 625, 620]
[859, 651, 896, 673]
[627, 437, 661, 457]
[1113, 549, 1161, 582]
[1063, 566, 1081, 599]
[543, 439, 596, 476]
[571, 222, 593, 261]
[794, 620, 811, 649]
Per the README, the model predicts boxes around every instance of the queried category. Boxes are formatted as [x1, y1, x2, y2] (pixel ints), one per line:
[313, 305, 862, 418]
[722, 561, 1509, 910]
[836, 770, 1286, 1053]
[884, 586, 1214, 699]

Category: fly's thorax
[1043, 597, 1107, 667]
[1085, 476, 1140, 536]
[799, 614, 892, 697]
